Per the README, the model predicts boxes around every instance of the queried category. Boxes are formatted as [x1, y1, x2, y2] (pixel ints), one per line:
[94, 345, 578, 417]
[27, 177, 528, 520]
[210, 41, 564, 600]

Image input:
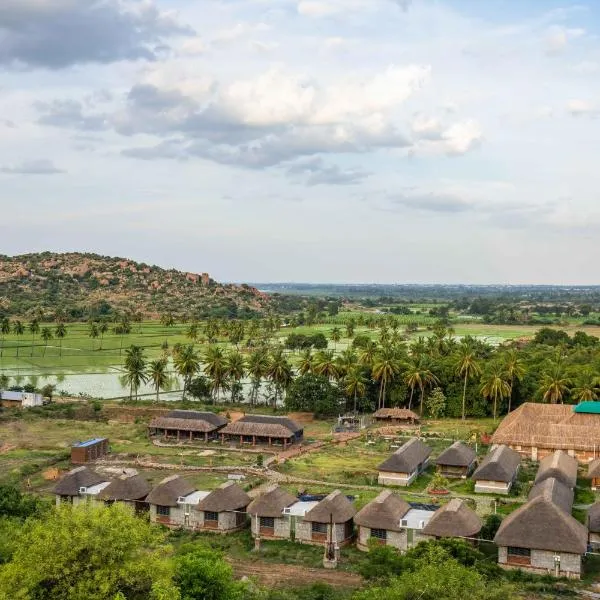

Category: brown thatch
[149, 410, 227, 433]
[435, 441, 476, 468]
[492, 402, 600, 453]
[354, 490, 410, 532]
[220, 415, 302, 439]
[587, 502, 600, 533]
[472, 445, 521, 483]
[195, 481, 250, 512]
[373, 408, 419, 421]
[304, 490, 357, 524]
[378, 438, 432, 474]
[247, 485, 297, 518]
[494, 496, 588, 554]
[422, 499, 482, 539]
[53, 466, 106, 496]
[99, 472, 151, 501]
[588, 458, 600, 479]
[528, 477, 574, 514]
[534, 451, 578, 489]
[146, 475, 196, 507]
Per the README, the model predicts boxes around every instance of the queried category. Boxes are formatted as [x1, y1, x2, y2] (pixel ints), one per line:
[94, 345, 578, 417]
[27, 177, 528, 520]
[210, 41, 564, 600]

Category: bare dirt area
[227, 558, 364, 589]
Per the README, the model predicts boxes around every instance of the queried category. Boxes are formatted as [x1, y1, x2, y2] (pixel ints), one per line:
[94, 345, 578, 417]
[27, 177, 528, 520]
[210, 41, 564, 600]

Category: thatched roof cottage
[194, 482, 250, 533]
[248, 485, 297, 540]
[53, 466, 110, 506]
[146, 475, 207, 528]
[422, 499, 482, 542]
[148, 410, 227, 442]
[588, 458, 600, 491]
[534, 451, 578, 489]
[220, 415, 303, 447]
[435, 441, 477, 479]
[587, 502, 600, 549]
[378, 438, 432, 487]
[472, 445, 521, 495]
[528, 477, 574, 513]
[373, 408, 419, 425]
[296, 490, 356, 546]
[492, 402, 600, 462]
[494, 495, 587, 579]
[98, 471, 151, 510]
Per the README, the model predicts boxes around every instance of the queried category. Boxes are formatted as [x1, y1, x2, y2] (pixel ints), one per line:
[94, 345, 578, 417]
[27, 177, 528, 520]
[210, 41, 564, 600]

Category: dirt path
[227, 558, 363, 589]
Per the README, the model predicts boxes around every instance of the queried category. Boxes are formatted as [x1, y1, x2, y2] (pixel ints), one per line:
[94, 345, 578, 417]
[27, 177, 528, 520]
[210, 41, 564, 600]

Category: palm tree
[55, 323, 67, 358]
[571, 372, 600, 402]
[13, 320, 24, 358]
[330, 327, 342, 351]
[173, 345, 200, 402]
[480, 363, 511, 420]
[124, 345, 147, 401]
[98, 320, 109, 350]
[358, 341, 378, 368]
[28, 319, 40, 357]
[313, 350, 339, 381]
[225, 350, 246, 402]
[344, 365, 367, 414]
[246, 348, 269, 405]
[40, 327, 53, 356]
[403, 359, 422, 411]
[148, 358, 169, 403]
[116, 316, 131, 355]
[372, 346, 401, 410]
[266, 348, 293, 407]
[345, 321, 355, 339]
[203, 346, 227, 403]
[186, 322, 199, 347]
[336, 348, 358, 379]
[502, 349, 526, 413]
[89, 322, 99, 350]
[454, 347, 481, 421]
[298, 348, 315, 376]
[0, 317, 9, 357]
[415, 364, 439, 417]
[539, 366, 571, 405]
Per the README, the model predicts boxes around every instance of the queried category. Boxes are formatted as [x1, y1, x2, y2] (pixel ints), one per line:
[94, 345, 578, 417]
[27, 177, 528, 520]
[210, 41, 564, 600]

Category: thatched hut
[53, 466, 110, 506]
[435, 441, 477, 479]
[472, 445, 521, 495]
[146, 475, 205, 528]
[248, 485, 297, 540]
[528, 477, 574, 514]
[148, 410, 227, 442]
[587, 502, 600, 548]
[297, 490, 356, 546]
[378, 438, 432, 486]
[534, 451, 578, 489]
[373, 408, 419, 425]
[421, 499, 482, 543]
[492, 402, 600, 462]
[219, 415, 303, 448]
[588, 458, 600, 490]
[494, 495, 587, 578]
[98, 471, 151, 511]
[354, 490, 411, 551]
[193, 482, 250, 533]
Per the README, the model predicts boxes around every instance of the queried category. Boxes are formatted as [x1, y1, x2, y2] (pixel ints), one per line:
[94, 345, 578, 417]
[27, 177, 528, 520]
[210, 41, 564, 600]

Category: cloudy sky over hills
[2, 0, 599, 283]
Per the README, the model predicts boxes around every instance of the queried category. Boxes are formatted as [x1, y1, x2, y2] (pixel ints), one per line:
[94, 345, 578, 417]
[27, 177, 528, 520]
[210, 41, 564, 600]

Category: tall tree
[173, 345, 200, 402]
[372, 346, 401, 410]
[345, 321, 355, 339]
[54, 323, 67, 358]
[539, 365, 571, 405]
[358, 340, 378, 368]
[124, 345, 147, 401]
[298, 348, 315, 376]
[13, 320, 24, 358]
[186, 322, 199, 347]
[29, 319, 40, 357]
[148, 358, 169, 403]
[329, 327, 342, 351]
[572, 372, 600, 402]
[225, 350, 245, 403]
[344, 365, 367, 414]
[313, 350, 339, 381]
[40, 327, 53, 356]
[0, 317, 9, 357]
[502, 349, 526, 413]
[480, 363, 511, 420]
[454, 348, 481, 421]
[98, 320, 109, 350]
[88, 322, 99, 350]
[266, 348, 293, 407]
[246, 348, 269, 405]
[203, 346, 227, 403]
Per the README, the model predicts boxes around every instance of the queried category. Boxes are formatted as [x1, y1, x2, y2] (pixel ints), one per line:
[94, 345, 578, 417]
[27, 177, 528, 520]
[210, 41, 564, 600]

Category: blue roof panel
[73, 438, 107, 448]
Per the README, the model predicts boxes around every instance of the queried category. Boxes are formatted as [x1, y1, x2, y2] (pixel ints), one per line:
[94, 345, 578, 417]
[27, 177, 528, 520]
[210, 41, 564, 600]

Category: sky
[1, 0, 600, 284]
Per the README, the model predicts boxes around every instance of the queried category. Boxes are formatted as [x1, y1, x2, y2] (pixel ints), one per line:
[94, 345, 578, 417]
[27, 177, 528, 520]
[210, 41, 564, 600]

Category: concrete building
[421, 498, 482, 543]
[193, 482, 250, 533]
[53, 466, 110, 506]
[148, 411, 227, 442]
[0, 390, 44, 408]
[378, 438, 432, 486]
[248, 485, 297, 540]
[435, 441, 477, 479]
[296, 490, 356, 547]
[71, 438, 109, 464]
[472, 445, 521, 495]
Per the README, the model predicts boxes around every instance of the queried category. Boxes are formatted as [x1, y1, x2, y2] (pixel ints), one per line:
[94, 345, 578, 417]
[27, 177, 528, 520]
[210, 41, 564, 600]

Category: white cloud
[544, 25, 585, 55]
[567, 99, 600, 117]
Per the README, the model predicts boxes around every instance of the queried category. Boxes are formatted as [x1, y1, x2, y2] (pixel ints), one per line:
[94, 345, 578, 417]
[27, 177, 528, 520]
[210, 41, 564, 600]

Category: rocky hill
[0, 252, 272, 319]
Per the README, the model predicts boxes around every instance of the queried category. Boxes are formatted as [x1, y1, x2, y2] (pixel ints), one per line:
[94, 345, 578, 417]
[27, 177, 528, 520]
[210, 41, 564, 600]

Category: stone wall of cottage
[378, 471, 415, 486]
[149, 504, 190, 528]
[589, 532, 600, 548]
[474, 480, 510, 494]
[250, 516, 291, 540]
[498, 546, 581, 578]
[295, 521, 350, 546]
[357, 526, 408, 551]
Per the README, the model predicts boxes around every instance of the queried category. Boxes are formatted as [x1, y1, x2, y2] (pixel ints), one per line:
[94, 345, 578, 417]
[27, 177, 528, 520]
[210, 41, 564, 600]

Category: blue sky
[1, 0, 600, 284]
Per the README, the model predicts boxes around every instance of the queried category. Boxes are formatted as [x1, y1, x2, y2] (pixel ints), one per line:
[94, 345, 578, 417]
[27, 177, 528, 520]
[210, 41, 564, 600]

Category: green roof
[573, 402, 600, 414]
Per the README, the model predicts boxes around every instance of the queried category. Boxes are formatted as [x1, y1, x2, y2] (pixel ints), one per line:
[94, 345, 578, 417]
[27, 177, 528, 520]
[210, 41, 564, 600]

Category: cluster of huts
[148, 410, 303, 448]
